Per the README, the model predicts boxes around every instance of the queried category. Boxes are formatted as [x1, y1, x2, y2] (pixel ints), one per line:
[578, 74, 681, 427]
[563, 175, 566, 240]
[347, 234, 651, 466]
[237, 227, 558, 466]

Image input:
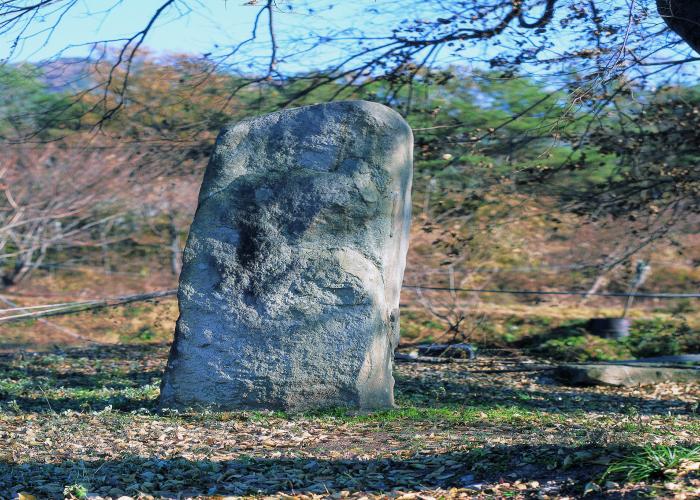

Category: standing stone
[159, 101, 413, 411]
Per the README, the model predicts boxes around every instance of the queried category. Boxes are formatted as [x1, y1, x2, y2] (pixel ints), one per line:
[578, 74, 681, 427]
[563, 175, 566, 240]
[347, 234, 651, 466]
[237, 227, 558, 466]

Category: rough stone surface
[610, 354, 700, 365]
[159, 100, 413, 411]
[556, 363, 700, 386]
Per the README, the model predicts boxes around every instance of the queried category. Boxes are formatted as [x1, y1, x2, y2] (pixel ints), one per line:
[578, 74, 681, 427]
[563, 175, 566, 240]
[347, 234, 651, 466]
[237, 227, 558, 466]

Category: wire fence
[0, 284, 697, 324]
[402, 285, 700, 299]
[0, 289, 176, 324]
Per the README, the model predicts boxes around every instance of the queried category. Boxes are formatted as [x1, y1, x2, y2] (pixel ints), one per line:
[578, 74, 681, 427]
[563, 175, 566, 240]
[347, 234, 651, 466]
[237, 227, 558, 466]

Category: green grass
[1, 344, 699, 498]
[64, 484, 89, 499]
[199, 403, 563, 429]
[121, 304, 154, 318]
[603, 445, 700, 483]
[502, 315, 700, 362]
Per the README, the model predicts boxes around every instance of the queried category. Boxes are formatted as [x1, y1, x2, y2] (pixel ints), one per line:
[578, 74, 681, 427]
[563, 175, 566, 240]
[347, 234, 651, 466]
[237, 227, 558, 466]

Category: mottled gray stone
[555, 363, 700, 386]
[159, 100, 413, 411]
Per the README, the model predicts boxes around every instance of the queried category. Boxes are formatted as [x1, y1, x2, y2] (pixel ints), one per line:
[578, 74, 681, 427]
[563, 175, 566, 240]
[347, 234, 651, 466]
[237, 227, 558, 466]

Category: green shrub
[676, 321, 700, 353]
[64, 484, 88, 499]
[603, 445, 700, 483]
[626, 317, 697, 358]
[535, 334, 631, 362]
[121, 303, 154, 318]
[501, 316, 554, 343]
[120, 326, 157, 343]
[540, 319, 590, 340]
[669, 299, 694, 315]
[135, 327, 155, 341]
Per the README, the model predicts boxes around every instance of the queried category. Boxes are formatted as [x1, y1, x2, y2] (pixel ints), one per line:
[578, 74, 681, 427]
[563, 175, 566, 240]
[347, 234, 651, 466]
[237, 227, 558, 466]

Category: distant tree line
[0, 56, 698, 291]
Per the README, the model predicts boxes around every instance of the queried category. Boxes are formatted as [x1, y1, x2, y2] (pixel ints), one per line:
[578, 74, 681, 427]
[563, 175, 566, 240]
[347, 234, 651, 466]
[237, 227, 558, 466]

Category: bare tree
[657, 0, 700, 53]
[0, 0, 698, 295]
[0, 141, 143, 287]
[1, 1, 698, 127]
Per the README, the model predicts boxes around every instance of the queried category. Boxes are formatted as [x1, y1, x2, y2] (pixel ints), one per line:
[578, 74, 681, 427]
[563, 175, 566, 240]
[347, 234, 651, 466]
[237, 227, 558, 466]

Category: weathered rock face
[556, 362, 700, 387]
[159, 101, 413, 411]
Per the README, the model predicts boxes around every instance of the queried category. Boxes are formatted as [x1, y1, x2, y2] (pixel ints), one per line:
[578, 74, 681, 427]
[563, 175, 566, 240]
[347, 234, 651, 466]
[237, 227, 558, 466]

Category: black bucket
[586, 318, 631, 339]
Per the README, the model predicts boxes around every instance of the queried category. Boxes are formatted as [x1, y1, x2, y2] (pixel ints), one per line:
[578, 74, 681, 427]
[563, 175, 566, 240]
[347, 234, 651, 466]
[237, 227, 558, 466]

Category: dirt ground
[0, 344, 698, 499]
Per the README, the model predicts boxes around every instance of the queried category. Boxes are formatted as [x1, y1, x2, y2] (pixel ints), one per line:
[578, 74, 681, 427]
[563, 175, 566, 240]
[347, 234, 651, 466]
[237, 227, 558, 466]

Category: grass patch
[626, 317, 699, 358]
[603, 445, 700, 483]
[535, 334, 631, 362]
[1, 343, 698, 498]
[498, 315, 700, 361]
[64, 484, 89, 499]
[291, 404, 564, 427]
[208, 404, 563, 428]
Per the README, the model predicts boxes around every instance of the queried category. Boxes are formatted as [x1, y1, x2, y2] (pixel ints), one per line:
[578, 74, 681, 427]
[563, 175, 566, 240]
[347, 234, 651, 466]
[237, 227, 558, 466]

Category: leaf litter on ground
[0, 344, 697, 499]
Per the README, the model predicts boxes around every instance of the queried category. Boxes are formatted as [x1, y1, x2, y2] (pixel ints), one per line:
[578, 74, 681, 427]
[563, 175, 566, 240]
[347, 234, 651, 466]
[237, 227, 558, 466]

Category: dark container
[586, 318, 631, 339]
[417, 343, 476, 359]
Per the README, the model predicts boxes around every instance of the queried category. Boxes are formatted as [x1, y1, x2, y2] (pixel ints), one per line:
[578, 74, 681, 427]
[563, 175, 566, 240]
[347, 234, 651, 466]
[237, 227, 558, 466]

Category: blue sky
[1, 0, 697, 85]
[0, 1, 505, 75]
[2, 1, 289, 60]
[0, 1, 384, 70]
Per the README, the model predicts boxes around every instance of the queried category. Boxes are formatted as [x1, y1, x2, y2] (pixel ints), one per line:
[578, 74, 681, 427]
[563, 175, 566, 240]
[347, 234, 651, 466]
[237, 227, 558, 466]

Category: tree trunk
[657, 0, 700, 53]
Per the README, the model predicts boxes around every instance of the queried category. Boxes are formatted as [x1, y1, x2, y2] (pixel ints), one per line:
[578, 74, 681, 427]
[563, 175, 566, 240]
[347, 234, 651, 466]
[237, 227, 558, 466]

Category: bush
[135, 327, 156, 342]
[535, 334, 631, 362]
[64, 484, 88, 499]
[603, 445, 700, 483]
[626, 317, 698, 358]
[535, 317, 699, 362]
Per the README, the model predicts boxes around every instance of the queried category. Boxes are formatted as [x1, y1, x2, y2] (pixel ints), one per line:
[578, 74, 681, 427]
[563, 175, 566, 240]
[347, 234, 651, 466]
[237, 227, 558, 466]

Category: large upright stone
[159, 101, 413, 411]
